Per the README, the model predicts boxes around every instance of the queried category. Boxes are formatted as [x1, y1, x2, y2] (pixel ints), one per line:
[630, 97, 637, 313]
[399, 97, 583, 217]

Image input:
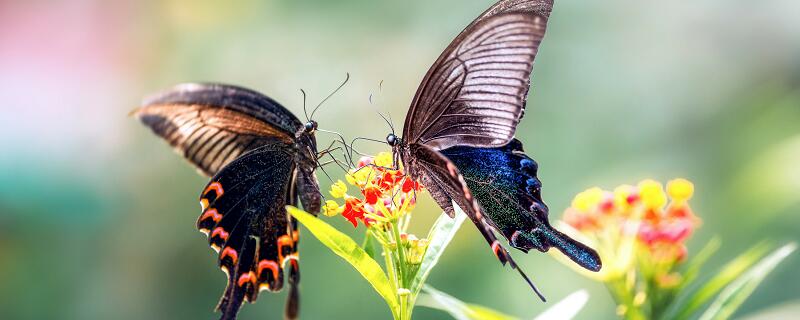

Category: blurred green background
[1, 0, 798, 319]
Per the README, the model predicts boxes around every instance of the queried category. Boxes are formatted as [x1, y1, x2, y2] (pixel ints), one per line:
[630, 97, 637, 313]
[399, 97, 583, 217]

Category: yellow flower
[373, 152, 394, 168]
[667, 178, 694, 202]
[330, 180, 348, 198]
[613, 184, 637, 209]
[572, 187, 604, 213]
[322, 200, 341, 217]
[639, 179, 667, 210]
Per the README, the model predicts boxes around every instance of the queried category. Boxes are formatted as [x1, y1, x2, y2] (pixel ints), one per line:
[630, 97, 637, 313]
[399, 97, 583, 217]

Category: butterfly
[134, 83, 326, 319]
[384, 0, 601, 300]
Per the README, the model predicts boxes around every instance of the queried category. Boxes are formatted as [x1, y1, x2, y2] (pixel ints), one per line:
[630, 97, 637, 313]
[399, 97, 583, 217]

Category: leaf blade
[286, 206, 399, 314]
[533, 290, 590, 320]
[698, 243, 796, 320]
[411, 205, 467, 296]
[418, 284, 518, 320]
[674, 241, 772, 320]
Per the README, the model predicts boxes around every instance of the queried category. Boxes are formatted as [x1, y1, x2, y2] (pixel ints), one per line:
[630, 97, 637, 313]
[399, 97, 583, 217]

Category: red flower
[362, 186, 382, 205]
[342, 196, 366, 227]
[401, 177, 420, 193]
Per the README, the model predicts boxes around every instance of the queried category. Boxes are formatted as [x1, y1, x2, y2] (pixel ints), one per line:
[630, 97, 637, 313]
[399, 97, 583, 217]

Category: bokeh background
[1, 0, 799, 319]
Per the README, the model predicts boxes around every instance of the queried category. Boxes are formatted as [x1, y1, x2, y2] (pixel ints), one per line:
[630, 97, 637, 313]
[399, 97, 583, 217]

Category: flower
[559, 178, 701, 281]
[323, 200, 341, 217]
[326, 152, 423, 228]
[330, 180, 348, 198]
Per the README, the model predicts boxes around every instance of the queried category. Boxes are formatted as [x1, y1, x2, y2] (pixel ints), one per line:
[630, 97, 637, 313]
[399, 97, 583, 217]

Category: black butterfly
[384, 0, 601, 300]
[134, 83, 324, 319]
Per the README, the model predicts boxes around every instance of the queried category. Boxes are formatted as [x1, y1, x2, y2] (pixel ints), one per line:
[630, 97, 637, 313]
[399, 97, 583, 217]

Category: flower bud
[322, 200, 341, 217]
[330, 180, 348, 198]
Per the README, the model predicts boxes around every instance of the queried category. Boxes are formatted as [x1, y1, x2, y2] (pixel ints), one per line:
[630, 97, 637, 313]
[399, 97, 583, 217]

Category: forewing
[134, 83, 302, 176]
[195, 144, 302, 319]
[403, 11, 549, 150]
[476, 0, 553, 23]
[408, 143, 547, 300]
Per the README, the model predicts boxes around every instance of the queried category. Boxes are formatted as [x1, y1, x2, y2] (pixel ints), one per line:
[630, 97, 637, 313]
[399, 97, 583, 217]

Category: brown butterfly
[385, 0, 601, 301]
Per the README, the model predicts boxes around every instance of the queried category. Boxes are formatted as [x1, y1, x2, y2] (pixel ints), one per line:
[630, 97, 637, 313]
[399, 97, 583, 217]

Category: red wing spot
[277, 234, 294, 261]
[292, 230, 300, 242]
[211, 227, 229, 241]
[200, 208, 223, 223]
[237, 271, 257, 287]
[286, 254, 299, 270]
[204, 182, 224, 197]
[491, 241, 502, 257]
[200, 198, 209, 211]
[221, 247, 238, 265]
[257, 259, 280, 282]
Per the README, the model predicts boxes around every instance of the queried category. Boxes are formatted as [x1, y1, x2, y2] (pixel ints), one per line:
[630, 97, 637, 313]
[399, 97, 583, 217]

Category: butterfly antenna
[368, 80, 396, 135]
[301, 89, 310, 122]
[310, 72, 350, 120]
[386, 111, 396, 135]
[349, 136, 387, 158]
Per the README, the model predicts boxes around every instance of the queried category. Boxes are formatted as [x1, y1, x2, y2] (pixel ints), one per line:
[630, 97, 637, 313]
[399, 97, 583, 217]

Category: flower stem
[392, 220, 408, 286]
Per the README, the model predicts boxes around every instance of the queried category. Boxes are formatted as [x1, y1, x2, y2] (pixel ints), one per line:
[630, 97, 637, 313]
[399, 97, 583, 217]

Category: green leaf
[680, 237, 721, 289]
[419, 285, 589, 320]
[738, 300, 800, 320]
[362, 231, 378, 260]
[533, 290, 590, 320]
[698, 243, 796, 320]
[673, 241, 772, 320]
[410, 204, 467, 296]
[286, 206, 399, 315]
[418, 284, 518, 320]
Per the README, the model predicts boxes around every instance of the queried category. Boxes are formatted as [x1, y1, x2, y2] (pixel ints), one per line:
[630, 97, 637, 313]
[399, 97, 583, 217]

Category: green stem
[607, 279, 647, 320]
[392, 220, 408, 287]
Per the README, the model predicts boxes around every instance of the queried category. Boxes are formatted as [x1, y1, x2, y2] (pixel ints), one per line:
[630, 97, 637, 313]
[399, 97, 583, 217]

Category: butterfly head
[386, 133, 400, 147]
[304, 120, 318, 134]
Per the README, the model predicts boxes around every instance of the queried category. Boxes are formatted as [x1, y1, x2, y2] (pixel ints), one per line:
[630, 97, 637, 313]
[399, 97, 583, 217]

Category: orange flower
[558, 178, 701, 280]
[327, 152, 423, 229]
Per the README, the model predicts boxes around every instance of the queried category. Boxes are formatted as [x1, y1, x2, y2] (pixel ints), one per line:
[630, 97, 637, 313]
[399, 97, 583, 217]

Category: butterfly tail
[284, 258, 300, 320]
[533, 227, 602, 272]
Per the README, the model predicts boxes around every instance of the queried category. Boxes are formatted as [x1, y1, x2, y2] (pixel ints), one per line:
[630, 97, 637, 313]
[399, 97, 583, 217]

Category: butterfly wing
[440, 140, 601, 271]
[134, 83, 303, 176]
[402, 7, 551, 150]
[197, 144, 303, 319]
[406, 143, 547, 301]
[476, 0, 554, 23]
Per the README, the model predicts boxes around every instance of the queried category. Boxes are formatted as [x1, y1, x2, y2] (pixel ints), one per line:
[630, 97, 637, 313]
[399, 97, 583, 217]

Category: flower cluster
[560, 178, 700, 286]
[556, 179, 700, 317]
[563, 178, 699, 274]
[323, 152, 423, 228]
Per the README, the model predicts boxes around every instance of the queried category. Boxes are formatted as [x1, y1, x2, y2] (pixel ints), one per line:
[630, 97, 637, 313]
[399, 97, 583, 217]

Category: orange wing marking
[221, 247, 238, 265]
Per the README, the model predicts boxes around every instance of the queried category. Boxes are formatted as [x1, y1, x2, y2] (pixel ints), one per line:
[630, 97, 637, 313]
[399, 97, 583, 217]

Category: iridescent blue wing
[134, 83, 303, 176]
[407, 143, 548, 301]
[197, 144, 303, 320]
[440, 140, 601, 271]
